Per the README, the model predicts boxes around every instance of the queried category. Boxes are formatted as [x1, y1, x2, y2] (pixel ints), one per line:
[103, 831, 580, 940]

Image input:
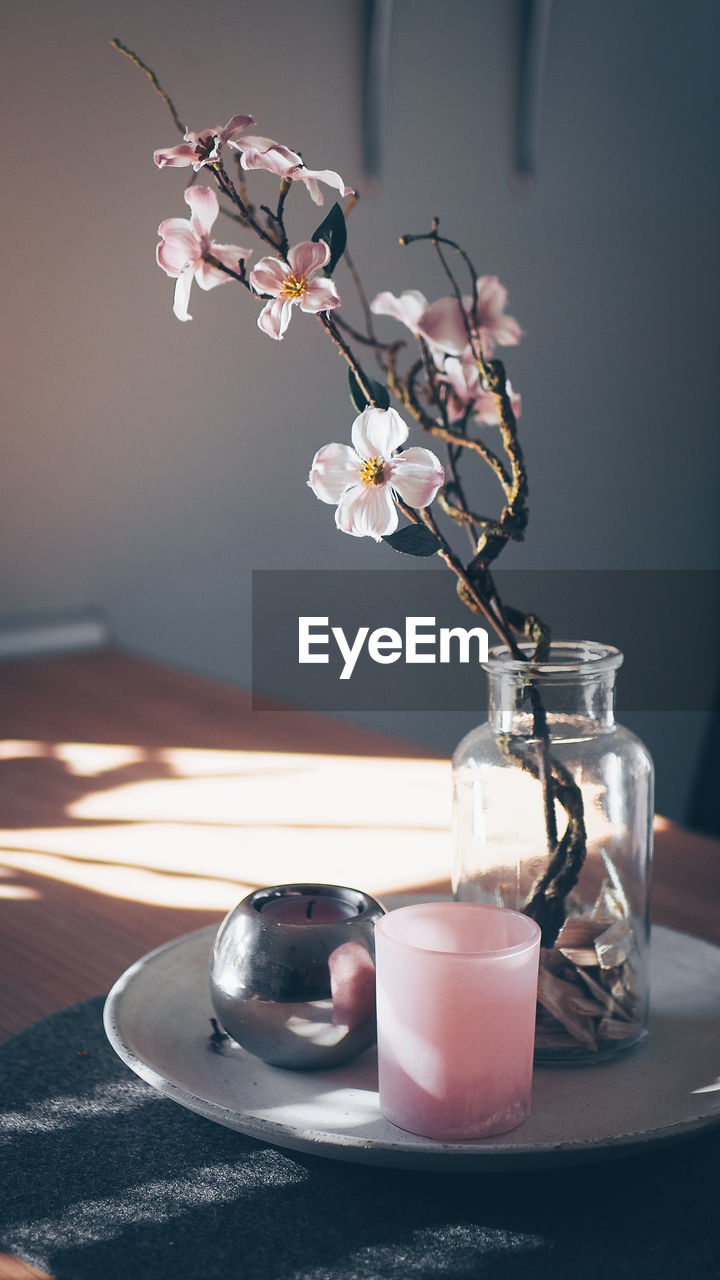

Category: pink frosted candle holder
[375, 902, 541, 1141]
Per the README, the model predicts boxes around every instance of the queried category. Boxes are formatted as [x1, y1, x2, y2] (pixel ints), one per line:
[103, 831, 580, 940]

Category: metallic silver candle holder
[209, 883, 385, 1070]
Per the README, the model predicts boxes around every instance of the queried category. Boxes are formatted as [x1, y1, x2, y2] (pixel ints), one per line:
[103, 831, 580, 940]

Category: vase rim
[484, 639, 624, 678]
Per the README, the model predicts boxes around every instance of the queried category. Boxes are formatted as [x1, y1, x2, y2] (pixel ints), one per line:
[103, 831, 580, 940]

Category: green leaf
[382, 525, 441, 557]
[311, 202, 347, 274]
[348, 368, 390, 413]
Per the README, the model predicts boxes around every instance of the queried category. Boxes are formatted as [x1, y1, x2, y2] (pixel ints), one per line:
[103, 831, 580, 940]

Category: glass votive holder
[210, 883, 385, 1069]
[375, 902, 541, 1140]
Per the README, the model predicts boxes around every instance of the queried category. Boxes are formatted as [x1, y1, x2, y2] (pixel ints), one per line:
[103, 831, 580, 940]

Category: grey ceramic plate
[104, 922, 720, 1170]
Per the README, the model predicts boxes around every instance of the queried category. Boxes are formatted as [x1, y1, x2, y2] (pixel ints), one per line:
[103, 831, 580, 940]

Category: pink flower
[371, 277, 522, 360]
[153, 115, 256, 171]
[156, 186, 251, 322]
[229, 135, 354, 205]
[471, 276, 523, 353]
[308, 407, 444, 540]
[249, 241, 341, 339]
[442, 354, 522, 425]
[370, 290, 469, 361]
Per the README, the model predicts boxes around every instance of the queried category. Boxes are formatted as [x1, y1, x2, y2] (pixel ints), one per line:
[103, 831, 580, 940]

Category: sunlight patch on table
[0, 881, 40, 901]
[66, 748, 450, 832]
[0, 742, 452, 907]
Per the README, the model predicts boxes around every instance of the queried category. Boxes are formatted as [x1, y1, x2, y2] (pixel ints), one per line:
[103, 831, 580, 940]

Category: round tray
[104, 923, 720, 1170]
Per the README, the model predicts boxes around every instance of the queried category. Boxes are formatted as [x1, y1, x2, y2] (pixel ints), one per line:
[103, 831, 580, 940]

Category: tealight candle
[259, 890, 360, 924]
[375, 902, 541, 1140]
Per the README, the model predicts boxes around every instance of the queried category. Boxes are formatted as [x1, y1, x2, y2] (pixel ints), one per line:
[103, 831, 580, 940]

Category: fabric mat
[1, 997, 718, 1280]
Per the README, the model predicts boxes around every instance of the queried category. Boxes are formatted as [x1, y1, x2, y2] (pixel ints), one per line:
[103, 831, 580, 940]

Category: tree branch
[111, 39, 185, 135]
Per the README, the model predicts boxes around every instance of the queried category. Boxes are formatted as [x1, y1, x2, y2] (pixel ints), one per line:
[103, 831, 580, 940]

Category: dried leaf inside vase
[557, 916, 608, 968]
[536, 959, 598, 1051]
[595, 918, 634, 969]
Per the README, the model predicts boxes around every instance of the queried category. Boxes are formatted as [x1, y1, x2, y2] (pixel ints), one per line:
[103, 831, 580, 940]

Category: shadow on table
[1, 998, 718, 1280]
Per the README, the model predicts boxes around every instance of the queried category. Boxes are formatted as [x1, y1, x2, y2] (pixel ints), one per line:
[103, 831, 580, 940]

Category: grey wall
[2, 1, 718, 820]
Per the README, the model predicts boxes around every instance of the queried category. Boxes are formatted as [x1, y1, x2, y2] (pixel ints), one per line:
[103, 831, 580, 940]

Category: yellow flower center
[360, 456, 385, 486]
[281, 273, 307, 300]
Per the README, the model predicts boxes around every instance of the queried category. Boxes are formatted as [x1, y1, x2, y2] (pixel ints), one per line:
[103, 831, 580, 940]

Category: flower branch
[318, 313, 379, 408]
[110, 38, 185, 135]
[118, 37, 592, 952]
[401, 222, 491, 375]
[212, 162, 283, 252]
[393, 356, 513, 496]
[203, 254, 250, 288]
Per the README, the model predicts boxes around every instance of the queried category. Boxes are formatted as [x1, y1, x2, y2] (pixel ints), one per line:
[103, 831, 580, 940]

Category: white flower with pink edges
[309, 408, 444, 541]
[249, 241, 341, 340]
[156, 186, 250, 322]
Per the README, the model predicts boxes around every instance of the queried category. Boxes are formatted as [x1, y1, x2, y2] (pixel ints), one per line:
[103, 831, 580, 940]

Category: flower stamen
[281, 274, 307, 300]
[360, 456, 385, 486]
[195, 133, 217, 162]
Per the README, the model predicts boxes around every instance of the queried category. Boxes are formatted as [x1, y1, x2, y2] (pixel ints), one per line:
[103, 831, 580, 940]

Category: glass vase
[452, 641, 654, 1065]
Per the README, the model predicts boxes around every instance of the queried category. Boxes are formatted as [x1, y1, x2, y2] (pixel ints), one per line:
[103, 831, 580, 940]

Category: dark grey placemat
[1, 997, 718, 1280]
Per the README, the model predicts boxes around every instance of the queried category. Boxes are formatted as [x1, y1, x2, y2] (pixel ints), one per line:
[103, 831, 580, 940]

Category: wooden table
[1, 650, 719, 1280]
[1, 648, 719, 1044]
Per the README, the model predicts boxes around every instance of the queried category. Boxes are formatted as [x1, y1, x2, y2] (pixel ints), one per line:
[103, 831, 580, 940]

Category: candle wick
[306, 899, 316, 920]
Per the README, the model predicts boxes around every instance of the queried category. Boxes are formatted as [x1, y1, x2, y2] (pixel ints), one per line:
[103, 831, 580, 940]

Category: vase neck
[486, 642, 622, 733]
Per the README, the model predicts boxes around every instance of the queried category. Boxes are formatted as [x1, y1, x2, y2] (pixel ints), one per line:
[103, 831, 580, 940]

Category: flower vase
[452, 642, 654, 1064]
